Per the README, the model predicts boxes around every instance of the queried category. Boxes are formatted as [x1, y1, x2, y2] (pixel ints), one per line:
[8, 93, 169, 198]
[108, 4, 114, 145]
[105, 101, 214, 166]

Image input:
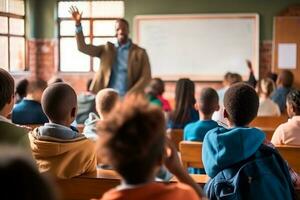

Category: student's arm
[246, 59, 257, 88]
[164, 139, 204, 198]
[69, 6, 104, 57]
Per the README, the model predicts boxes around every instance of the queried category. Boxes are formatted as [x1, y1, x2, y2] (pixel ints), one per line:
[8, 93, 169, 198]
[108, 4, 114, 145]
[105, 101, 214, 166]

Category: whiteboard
[134, 14, 259, 81]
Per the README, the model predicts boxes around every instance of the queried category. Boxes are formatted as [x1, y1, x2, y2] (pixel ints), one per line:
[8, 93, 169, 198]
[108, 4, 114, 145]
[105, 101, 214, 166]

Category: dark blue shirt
[271, 87, 291, 113]
[12, 99, 48, 125]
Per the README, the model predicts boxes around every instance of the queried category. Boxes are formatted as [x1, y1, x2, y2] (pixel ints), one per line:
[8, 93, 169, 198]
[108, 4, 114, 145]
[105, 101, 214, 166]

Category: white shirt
[0, 115, 11, 123]
[271, 116, 300, 145]
[257, 98, 281, 117]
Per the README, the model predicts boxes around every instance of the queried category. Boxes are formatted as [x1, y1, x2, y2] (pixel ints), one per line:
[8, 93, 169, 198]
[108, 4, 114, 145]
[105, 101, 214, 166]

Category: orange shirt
[100, 182, 200, 200]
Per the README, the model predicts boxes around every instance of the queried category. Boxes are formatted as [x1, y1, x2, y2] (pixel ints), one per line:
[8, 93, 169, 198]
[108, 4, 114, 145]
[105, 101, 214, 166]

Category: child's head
[95, 88, 119, 119]
[259, 78, 276, 97]
[198, 87, 219, 118]
[228, 73, 243, 85]
[277, 70, 294, 88]
[286, 89, 300, 117]
[27, 78, 48, 102]
[224, 83, 259, 126]
[0, 69, 15, 116]
[145, 78, 164, 97]
[42, 83, 77, 125]
[15, 78, 29, 101]
[97, 95, 166, 184]
[47, 76, 63, 85]
[223, 72, 232, 86]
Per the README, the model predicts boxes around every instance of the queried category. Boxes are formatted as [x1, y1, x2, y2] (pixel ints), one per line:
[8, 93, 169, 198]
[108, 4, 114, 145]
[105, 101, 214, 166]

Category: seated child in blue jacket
[184, 87, 220, 174]
[202, 83, 295, 199]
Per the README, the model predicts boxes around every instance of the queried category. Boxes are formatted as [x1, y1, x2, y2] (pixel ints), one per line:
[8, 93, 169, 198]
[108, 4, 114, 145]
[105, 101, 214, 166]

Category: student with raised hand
[69, 6, 151, 96]
[203, 83, 294, 199]
[0, 69, 31, 150]
[257, 78, 280, 116]
[96, 95, 203, 200]
[83, 88, 119, 141]
[271, 70, 294, 113]
[12, 78, 48, 125]
[29, 83, 97, 179]
[271, 89, 300, 145]
[167, 78, 199, 129]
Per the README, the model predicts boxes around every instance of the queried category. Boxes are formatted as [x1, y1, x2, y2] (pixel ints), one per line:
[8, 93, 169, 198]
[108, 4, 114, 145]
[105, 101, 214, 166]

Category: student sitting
[271, 70, 294, 113]
[257, 78, 280, 116]
[83, 88, 119, 141]
[153, 78, 172, 112]
[96, 95, 203, 200]
[145, 78, 163, 107]
[184, 87, 220, 174]
[167, 78, 199, 129]
[15, 78, 29, 104]
[184, 87, 220, 142]
[29, 83, 97, 178]
[271, 89, 300, 145]
[12, 78, 48, 125]
[0, 69, 31, 150]
[203, 83, 294, 199]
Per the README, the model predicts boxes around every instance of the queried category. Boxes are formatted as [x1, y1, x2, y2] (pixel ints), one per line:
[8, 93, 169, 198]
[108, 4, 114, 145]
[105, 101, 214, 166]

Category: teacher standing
[69, 6, 151, 96]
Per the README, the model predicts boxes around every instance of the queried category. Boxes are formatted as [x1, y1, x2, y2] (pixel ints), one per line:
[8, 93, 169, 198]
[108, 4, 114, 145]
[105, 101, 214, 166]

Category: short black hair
[42, 83, 77, 122]
[224, 83, 259, 126]
[279, 70, 294, 88]
[16, 78, 29, 99]
[97, 95, 165, 184]
[116, 18, 129, 28]
[199, 87, 219, 115]
[0, 69, 15, 111]
[287, 89, 300, 114]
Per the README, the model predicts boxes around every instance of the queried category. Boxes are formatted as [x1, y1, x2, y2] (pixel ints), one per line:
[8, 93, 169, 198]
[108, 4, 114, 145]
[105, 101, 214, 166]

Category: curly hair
[224, 83, 259, 126]
[97, 95, 166, 184]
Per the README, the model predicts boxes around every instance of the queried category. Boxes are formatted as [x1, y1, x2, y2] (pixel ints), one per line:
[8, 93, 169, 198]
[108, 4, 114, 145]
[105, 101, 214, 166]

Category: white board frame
[134, 14, 260, 81]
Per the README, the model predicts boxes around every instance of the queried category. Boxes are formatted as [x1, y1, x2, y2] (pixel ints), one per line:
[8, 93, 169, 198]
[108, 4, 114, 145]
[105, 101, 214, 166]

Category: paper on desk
[278, 43, 297, 69]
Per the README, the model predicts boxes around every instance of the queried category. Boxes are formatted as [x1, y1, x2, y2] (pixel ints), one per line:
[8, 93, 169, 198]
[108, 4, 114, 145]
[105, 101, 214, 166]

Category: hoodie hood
[30, 127, 87, 157]
[38, 123, 81, 140]
[203, 127, 265, 178]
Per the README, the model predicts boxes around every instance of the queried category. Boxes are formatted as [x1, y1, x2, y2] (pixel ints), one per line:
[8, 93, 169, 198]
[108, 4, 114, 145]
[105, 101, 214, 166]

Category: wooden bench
[167, 129, 183, 150]
[56, 168, 300, 200]
[276, 145, 300, 173]
[250, 115, 287, 129]
[56, 169, 208, 200]
[261, 127, 275, 141]
[179, 141, 203, 169]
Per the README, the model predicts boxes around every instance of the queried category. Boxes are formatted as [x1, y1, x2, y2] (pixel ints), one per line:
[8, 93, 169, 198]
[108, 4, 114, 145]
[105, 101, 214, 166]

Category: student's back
[12, 78, 48, 125]
[29, 83, 97, 178]
[168, 78, 199, 129]
[0, 69, 31, 151]
[271, 70, 294, 113]
[184, 87, 220, 142]
[203, 83, 294, 200]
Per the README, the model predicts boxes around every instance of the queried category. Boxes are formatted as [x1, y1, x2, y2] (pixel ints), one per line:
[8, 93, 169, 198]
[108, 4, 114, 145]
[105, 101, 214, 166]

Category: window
[0, 0, 26, 72]
[58, 1, 124, 72]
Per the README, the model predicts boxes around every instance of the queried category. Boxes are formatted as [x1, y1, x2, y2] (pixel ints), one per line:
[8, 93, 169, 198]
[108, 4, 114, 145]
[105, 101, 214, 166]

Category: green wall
[27, 0, 299, 40]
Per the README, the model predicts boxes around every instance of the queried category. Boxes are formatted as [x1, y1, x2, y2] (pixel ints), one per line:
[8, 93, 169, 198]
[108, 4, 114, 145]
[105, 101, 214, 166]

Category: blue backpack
[204, 145, 295, 200]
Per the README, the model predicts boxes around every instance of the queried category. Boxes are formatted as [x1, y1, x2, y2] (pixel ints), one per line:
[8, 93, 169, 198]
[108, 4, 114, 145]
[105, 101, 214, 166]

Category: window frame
[0, 8, 27, 72]
[57, 1, 124, 73]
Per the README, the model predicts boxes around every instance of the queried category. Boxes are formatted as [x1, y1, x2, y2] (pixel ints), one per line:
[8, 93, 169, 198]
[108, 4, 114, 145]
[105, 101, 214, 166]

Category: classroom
[0, 0, 300, 199]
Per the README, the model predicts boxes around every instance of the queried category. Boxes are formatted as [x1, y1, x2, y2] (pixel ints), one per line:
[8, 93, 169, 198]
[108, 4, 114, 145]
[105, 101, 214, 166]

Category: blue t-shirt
[184, 120, 219, 142]
[184, 119, 219, 174]
[12, 99, 48, 125]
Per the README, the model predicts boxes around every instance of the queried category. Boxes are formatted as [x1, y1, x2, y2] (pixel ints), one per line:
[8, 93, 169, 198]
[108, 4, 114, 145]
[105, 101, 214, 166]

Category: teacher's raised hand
[68, 6, 82, 25]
